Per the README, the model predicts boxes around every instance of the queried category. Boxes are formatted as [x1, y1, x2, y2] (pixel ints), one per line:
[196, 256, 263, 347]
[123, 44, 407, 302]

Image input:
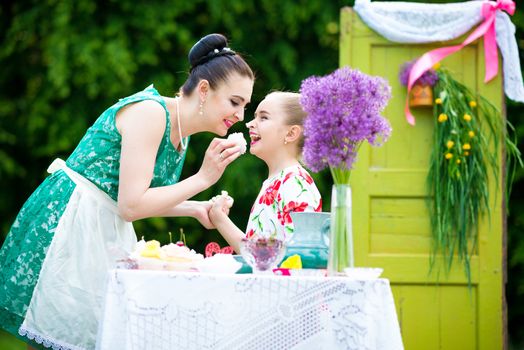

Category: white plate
[197, 254, 242, 274]
[343, 267, 383, 279]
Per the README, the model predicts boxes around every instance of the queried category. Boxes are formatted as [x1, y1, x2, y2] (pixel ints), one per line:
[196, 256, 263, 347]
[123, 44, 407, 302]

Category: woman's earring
[199, 100, 205, 116]
[284, 139, 288, 145]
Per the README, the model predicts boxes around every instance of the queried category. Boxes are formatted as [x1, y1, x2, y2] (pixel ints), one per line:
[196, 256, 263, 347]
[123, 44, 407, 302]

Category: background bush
[1, 0, 523, 348]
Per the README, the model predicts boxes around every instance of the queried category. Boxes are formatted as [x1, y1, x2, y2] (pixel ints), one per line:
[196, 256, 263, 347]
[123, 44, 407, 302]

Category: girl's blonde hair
[267, 91, 307, 153]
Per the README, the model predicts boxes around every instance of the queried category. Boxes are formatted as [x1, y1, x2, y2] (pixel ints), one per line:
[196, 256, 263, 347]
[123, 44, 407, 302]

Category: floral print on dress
[279, 201, 310, 225]
[246, 229, 255, 239]
[245, 165, 322, 242]
[258, 180, 281, 206]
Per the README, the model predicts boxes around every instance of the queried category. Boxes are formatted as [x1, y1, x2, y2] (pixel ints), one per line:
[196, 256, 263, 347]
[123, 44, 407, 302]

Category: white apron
[18, 158, 137, 350]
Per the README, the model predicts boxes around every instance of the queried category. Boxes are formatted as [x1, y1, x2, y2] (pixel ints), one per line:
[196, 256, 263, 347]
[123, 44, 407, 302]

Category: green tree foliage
[1, 0, 523, 347]
[0, 0, 341, 248]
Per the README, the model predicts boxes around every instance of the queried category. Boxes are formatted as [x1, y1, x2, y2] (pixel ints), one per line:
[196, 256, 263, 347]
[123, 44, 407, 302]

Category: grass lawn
[0, 329, 27, 349]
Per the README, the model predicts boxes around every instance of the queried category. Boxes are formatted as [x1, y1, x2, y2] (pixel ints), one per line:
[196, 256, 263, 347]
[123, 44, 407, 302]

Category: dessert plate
[343, 267, 383, 279]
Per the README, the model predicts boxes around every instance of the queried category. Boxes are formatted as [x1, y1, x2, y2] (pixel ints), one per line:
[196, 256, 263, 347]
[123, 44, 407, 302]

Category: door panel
[340, 7, 504, 350]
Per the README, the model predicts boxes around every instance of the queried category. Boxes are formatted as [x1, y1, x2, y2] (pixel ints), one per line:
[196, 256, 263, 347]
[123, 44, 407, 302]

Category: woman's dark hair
[181, 33, 254, 96]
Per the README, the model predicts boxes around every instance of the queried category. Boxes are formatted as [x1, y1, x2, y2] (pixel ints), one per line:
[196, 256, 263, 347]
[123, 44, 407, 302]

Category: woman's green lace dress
[0, 85, 188, 350]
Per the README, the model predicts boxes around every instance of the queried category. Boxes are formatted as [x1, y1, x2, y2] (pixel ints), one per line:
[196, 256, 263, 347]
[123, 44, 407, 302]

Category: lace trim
[18, 326, 85, 350]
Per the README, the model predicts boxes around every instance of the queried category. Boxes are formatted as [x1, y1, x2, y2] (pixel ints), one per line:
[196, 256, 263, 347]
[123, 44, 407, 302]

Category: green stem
[329, 184, 353, 273]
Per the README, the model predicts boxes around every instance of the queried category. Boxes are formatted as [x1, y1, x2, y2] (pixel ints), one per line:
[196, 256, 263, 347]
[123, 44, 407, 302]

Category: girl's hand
[197, 138, 241, 187]
[209, 195, 233, 226]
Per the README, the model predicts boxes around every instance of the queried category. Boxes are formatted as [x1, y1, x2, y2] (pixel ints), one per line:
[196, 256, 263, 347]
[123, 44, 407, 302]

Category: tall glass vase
[328, 184, 354, 275]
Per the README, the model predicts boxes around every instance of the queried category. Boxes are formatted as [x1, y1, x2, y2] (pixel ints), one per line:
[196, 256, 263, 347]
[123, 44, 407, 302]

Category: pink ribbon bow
[405, 0, 516, 125]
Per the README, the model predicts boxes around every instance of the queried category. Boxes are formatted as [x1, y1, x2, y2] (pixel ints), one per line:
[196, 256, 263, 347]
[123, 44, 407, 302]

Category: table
[96, 270, 404, 350]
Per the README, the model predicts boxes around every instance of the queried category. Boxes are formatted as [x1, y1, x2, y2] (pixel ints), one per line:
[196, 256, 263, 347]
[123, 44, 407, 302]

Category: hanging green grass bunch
[427, 66, 522, 283]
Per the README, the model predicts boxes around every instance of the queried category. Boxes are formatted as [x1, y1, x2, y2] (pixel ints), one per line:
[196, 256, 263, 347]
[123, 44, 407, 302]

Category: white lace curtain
[354, 0, 524, 102]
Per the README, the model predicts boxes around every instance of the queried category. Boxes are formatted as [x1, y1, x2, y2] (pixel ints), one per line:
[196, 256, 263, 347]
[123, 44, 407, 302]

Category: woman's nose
[236, 109, 244, 121]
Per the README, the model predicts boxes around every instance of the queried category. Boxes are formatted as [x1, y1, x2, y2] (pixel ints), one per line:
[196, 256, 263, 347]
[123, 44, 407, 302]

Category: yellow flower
[468, 131, 475, 138]
[445, 153, 453, 160]
[456, 159, 461, 164]
[435, 98, 443, 105]
[446, 140, 454, 149]
[438, 113, 448, 122]
[280, 254, 302, 269]
[464, 151, 470, 156]
[463, 114, 472, 122]
[433, 62, 441, 70]
[469, 101, 477, 108]
[463, 143, 471, 150]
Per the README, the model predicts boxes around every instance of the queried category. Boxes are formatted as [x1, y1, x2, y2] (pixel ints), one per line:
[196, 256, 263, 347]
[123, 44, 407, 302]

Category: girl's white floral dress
[0, 85, 188, 350]
[245, 165, 322, 241]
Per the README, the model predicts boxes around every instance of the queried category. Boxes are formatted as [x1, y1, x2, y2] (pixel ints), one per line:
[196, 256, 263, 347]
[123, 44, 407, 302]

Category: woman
[209, 92, 322, 253]
[0, 33, 254, 349]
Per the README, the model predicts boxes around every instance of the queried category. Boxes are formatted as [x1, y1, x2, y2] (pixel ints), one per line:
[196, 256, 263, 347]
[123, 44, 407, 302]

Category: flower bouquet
[426, 65, 522, 283]
[299, 67, 392, 274]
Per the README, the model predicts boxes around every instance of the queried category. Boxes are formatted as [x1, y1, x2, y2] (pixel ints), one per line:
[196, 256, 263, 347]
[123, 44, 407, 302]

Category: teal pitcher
[285, 212, 330, 269]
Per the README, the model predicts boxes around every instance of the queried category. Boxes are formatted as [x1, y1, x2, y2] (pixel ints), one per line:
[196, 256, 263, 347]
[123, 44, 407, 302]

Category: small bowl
[343, 267, 383, 279]
[239, 238, 287, 274]
[197, 254, 242, 274]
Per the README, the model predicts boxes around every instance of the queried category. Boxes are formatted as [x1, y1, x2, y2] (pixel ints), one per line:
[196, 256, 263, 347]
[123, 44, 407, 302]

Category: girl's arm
[116, 100, 240, 222]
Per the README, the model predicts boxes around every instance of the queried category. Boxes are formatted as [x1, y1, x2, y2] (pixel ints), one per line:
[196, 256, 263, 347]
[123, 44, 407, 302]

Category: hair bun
[188, 33, 235, 69]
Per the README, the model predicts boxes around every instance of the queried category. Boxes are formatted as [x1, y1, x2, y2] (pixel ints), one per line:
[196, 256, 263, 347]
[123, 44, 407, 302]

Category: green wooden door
[340, 7, 505, 350]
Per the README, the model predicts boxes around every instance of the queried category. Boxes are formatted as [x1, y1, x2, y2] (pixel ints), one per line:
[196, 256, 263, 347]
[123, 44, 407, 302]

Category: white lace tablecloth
[96, 270, 403, 350]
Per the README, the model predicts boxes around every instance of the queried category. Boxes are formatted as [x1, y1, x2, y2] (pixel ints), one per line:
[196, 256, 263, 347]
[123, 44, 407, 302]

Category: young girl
[209, 92, 322, 253]
[0, 33, 254, 350]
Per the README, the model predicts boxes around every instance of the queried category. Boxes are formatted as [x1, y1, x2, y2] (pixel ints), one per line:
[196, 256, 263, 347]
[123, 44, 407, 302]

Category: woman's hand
[191, 200, 215, 229]
[197, 138, 241, 187]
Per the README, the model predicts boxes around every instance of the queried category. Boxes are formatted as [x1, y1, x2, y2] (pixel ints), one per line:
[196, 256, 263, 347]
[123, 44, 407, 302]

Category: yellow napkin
[280, 255, 302, 269]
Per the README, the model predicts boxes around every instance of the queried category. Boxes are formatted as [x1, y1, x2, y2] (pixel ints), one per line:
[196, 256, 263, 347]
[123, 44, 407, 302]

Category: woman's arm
[209, 196, 245, 253]
[116, 101, 240, 222]
[159, 200, 215, 229]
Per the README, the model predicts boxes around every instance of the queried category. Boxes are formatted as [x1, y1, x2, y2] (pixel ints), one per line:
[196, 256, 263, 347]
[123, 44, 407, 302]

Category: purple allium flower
[299, 67, 392, 177]
[399, 59, 439, 87]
